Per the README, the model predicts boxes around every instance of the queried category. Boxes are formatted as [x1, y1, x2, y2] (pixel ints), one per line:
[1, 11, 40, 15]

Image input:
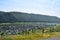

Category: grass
[0, 22, 60, 40]
[0, 33, 50, 40]
[0, 32, 60, 40]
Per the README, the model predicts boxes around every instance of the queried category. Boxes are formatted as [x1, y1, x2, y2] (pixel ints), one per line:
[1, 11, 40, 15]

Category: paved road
[45, 36, 60, 40]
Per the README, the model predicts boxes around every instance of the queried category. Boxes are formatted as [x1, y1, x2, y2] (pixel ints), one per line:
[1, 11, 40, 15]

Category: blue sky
[0, 0, 60, 17]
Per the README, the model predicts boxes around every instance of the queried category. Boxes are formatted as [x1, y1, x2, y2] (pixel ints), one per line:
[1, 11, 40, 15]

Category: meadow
[0, 22, 60, 40]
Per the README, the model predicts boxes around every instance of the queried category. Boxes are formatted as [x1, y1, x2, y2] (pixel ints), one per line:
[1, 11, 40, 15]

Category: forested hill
[0, 11, 60, 23]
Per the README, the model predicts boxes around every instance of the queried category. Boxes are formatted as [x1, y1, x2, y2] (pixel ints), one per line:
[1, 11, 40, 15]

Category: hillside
[0, 11, 60, 23]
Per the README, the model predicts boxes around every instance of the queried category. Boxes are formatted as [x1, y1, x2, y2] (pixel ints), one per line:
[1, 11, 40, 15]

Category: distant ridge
[0, 11, 60, 23]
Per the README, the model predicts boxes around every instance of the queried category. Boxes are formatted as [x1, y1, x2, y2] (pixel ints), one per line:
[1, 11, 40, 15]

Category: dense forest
[0, 11, 60, 23]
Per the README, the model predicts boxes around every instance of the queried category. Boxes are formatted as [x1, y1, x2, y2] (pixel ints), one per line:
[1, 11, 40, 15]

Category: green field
[0, 22, 60, 40]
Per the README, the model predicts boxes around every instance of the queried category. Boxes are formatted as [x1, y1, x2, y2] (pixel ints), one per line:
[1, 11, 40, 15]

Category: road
[45, 36, 60, 40]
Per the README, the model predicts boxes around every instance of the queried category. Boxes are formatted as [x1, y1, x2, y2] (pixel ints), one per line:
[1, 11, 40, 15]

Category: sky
[0, 0, 60, 17]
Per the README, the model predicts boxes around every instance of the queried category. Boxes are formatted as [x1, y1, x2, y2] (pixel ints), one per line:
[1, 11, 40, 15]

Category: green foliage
[0, 11, 60, 23]
[0, 32, 4, 36]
